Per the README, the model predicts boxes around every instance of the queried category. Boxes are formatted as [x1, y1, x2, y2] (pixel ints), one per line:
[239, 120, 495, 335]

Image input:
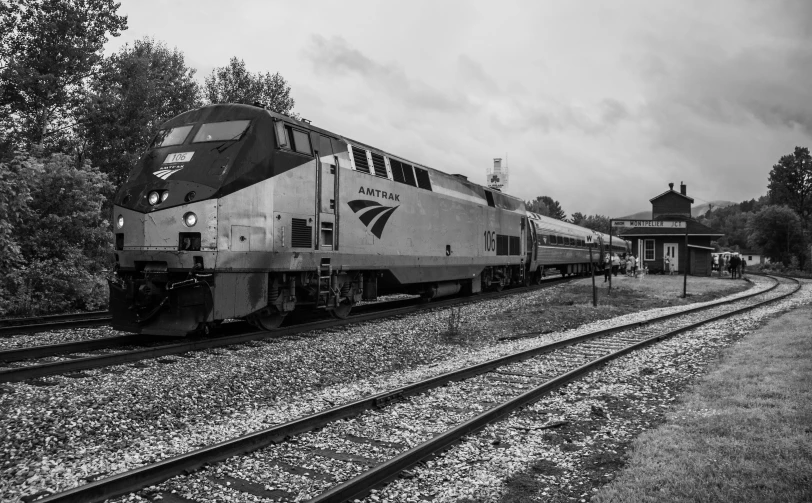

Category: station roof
[649, 188, 694, 204]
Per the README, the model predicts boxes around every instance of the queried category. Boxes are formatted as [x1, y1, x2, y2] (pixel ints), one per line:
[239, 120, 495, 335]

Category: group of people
[712, 253, 746, 279]
[603, 253, 641, 281]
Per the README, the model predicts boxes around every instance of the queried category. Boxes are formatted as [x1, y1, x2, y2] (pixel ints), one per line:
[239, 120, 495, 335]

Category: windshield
[192, 120, 251, 143]
[150, 125, 193, 148]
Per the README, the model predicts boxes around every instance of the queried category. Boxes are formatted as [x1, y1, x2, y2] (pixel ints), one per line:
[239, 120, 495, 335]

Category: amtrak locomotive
[109, 104, 629, 335]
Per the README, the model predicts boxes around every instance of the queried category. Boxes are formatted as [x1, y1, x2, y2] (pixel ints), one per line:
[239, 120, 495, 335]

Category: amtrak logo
[153, 165, 184, 180]
[348, 199, 399, 239]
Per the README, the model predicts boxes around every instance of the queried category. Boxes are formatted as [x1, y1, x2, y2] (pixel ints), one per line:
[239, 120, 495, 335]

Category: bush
[0, 152, 113, 316]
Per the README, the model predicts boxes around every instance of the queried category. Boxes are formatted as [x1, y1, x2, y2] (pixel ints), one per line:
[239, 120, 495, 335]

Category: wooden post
[683, 222, 688, 298]
[608, 220, 613, 293]
[589, 240, 597, 307]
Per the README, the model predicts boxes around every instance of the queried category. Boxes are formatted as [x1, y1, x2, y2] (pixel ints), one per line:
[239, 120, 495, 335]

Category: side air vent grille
[402, 163, 417, 186]
[390, 159, 406, 183]
[509, 236, 521, 256]
[371, 153, 387, 178]
[351, 146, 370, 174]
[414, 167, 432, 190]
[291, 218, 312, 248]
[496, 234, 509, 256]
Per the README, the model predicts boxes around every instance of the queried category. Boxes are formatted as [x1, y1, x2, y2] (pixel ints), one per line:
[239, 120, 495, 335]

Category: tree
[0, 151, 113, 315]
[768, 147, 812, 229]
[526, 196, 566, 220]
[204, 57, 296, 116]
[570, 212, 586, 225]
[747, 205, 804, 267]
[0, 153, 40, 275]
[578, 214, 611, 234]
[81, 38, 201, 186]
[0, 0, 128, 155]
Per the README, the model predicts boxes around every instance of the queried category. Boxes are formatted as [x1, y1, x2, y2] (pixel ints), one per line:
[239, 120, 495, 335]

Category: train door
[315, 135, 337, 251]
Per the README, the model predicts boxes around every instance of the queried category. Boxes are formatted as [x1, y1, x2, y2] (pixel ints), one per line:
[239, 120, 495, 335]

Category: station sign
[612, 220, 686, 229]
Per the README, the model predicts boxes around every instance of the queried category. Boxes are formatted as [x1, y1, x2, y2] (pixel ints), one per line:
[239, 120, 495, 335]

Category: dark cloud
[490, 96, 632, 137]
[456, 54, 500, 93]
[304, 34, 472, 114]
[640, 0, 812, 137]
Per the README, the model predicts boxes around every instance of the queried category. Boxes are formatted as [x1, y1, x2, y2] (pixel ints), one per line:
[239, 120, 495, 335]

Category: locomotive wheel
[330, 302, 353, 320]
[493, 281, 504, 292]
[534, 270, 543, 285]
[255, 313, 286, 330]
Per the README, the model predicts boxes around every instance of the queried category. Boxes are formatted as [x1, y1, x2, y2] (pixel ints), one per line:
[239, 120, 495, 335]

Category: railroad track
[35, 275, 800, 503]
[0, 276, 573, 383]
[0, 311, 111, 337]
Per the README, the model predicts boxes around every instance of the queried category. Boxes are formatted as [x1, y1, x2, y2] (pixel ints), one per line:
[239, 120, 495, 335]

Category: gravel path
[0, 276, 784, 502]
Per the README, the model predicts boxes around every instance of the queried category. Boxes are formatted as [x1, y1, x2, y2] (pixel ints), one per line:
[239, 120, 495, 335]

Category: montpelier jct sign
[611, 220, 686, 228]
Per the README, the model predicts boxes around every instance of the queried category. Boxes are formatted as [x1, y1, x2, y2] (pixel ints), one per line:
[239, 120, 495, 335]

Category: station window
[644, 239, 655, 261]
[485, 191, 495, 207]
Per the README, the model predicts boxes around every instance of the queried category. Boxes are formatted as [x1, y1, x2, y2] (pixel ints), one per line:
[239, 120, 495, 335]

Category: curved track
[35, 275, 800, 503]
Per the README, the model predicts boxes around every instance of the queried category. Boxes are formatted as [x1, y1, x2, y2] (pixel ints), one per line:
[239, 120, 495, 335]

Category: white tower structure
[486, 157, 508, 192]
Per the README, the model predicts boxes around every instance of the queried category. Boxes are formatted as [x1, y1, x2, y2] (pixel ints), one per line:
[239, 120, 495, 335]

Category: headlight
[183, 212, 197, 227]
[161, 191, 169, 202]
[117, 215, 124, 229]
[148, 191, 160, 205]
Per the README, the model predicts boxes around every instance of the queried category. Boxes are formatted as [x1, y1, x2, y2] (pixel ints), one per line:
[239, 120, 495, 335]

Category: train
[108, 103, 630, 336]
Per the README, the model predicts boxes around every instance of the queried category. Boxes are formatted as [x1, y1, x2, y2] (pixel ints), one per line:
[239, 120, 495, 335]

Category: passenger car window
[150, 125, 193, 148]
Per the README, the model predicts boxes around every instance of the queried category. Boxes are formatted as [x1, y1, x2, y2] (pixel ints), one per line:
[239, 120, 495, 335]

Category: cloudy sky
[105, 0, 812, 217]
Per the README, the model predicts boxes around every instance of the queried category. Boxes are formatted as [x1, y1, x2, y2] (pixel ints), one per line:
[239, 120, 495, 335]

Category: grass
[485, 274, 750, 341]
[592, 305, 812, 503]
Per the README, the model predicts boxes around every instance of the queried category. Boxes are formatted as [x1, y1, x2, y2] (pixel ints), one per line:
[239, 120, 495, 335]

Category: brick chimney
[669, 182, 674, 190]
[680, 181, 686, 195]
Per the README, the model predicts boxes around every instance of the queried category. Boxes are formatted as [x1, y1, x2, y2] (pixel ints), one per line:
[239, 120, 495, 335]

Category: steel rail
[0, 278, 571, 383]
[0, 334, 148, 362]
[0, 310, 108, 327]
[35, 276, 796, 503]
[0, 313, 112, 337]
[310, 275, 802, 502]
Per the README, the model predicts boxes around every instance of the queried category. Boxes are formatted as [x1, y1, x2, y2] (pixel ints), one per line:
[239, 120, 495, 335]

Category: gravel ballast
[0, 275, 791, 502]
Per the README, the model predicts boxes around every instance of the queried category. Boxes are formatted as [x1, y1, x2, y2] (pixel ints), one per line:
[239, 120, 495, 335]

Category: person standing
[604, 253, 611, 283]
[741, 258, 747, 278]
[612, 253, 620, 277]
[665, 255, 670, 275]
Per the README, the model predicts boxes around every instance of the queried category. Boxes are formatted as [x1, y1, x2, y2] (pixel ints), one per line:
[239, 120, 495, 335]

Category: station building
[617, 182, 723, 275]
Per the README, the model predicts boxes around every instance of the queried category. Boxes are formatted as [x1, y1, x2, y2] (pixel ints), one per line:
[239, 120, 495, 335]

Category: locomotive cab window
[150, 125, 193, 148]
[192, 120, 250, 143]
[274, 121, 313, 155]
